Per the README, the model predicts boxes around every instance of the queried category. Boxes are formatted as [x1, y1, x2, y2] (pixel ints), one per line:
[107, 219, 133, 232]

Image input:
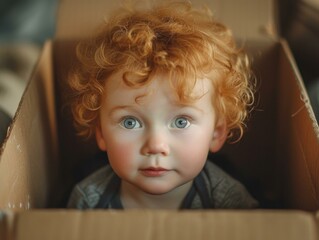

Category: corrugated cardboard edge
[4, 210, 319, 240]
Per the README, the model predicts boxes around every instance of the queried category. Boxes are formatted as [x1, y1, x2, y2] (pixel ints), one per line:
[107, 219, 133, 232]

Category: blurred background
[0, 0, 318, 145]
[0, 0, 57, 143]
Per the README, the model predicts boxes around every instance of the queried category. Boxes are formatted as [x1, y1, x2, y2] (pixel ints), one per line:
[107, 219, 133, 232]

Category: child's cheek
[176, 131, 210, 168]
[107, 148, 133, 178]
[106, 134, 139, 170]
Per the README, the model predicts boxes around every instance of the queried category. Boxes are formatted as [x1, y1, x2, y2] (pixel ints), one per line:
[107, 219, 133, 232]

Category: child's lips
[140, 167, 170, 177]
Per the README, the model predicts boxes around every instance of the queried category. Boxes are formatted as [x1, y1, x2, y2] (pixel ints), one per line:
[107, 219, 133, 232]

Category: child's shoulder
[203, 161, 258, 208]
[203, 160, 235, 182]
[67, 165, 116, 209]
[75, 165, 115, 194]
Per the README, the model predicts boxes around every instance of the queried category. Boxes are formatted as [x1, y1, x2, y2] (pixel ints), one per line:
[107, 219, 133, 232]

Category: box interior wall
[48, 38, 319, 210]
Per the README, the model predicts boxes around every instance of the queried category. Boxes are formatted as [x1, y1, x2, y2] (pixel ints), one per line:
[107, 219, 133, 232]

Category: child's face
[96, 72, 226, 195]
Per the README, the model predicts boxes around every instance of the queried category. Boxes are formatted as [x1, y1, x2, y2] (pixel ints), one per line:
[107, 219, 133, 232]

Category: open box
[0, 0, 319, 239]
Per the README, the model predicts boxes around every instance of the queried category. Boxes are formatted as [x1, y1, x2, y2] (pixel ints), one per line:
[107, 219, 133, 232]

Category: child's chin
[139, 184, 175, 195]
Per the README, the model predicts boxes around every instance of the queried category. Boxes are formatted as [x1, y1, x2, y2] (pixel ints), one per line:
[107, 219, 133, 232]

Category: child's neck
[120, 180, 193, 209]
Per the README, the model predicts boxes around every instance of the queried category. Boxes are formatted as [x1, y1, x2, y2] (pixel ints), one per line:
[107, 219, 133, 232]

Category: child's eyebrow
[174, 104, 205, 114]
[108, 105, 133, 116]
[108, 104, 205, 116]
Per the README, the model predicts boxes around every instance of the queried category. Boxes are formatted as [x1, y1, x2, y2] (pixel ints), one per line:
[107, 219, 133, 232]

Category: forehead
[103, 71, 213, 105]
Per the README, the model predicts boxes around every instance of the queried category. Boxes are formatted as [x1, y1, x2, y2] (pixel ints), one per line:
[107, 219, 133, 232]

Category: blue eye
[172, 117, 190, 129]
[120, 117, 141, 129]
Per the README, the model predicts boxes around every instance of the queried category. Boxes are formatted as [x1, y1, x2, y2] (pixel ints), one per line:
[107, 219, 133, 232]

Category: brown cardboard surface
[56, 0, 275, 41]
[4, 210, 318, 240]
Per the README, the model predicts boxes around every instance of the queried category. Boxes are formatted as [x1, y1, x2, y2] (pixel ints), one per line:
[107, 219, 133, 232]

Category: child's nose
[141, 130, 170, 156]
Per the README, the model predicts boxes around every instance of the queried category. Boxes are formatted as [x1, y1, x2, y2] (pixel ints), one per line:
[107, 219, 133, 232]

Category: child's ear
[95, 125, 107, 151]
[209, 118, 228, 153]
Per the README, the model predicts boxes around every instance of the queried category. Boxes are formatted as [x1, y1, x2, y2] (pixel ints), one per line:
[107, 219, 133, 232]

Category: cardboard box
[0, 0, 319, 239]
[0, 210, 319, 240]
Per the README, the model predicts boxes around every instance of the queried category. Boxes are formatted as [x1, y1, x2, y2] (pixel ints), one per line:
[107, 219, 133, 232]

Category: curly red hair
[68, 1, 255, 141]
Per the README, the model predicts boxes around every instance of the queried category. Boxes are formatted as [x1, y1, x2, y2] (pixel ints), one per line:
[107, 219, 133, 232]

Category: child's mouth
[140, 167, 169, 177]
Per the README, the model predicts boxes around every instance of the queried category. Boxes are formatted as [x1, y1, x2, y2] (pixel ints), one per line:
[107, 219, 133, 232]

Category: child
[67, 1, 258, 209]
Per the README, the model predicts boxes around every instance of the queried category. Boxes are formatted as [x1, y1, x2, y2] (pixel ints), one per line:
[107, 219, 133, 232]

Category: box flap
[276, 40, 319, 210]
[55, 0, 276, 41]
[0, 42, 59, 209]
[7, 210, 319, 240]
